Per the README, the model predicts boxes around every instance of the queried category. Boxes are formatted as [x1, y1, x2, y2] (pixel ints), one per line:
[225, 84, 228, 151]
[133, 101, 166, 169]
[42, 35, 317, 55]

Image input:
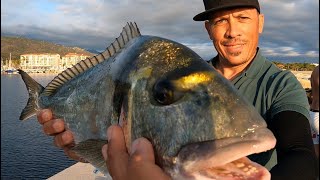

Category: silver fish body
[19, 22, 276, 179]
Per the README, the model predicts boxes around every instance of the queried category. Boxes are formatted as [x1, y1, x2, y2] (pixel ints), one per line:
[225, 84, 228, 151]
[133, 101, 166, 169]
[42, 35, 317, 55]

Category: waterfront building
[20, 53, 61, 73]
[19, 53, 90, 73]
[61, 53, 90, 69]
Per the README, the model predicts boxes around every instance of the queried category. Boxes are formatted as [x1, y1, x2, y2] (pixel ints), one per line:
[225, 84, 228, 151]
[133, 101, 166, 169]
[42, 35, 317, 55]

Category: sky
[1, 0, 319, 62]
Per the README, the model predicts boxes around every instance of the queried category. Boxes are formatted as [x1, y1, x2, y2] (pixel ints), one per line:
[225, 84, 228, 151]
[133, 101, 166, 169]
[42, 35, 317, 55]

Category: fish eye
[153, 80, 182, 105]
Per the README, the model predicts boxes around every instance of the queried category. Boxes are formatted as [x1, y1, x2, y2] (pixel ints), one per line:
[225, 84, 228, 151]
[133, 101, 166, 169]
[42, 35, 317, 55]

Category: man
[309, 66, 319, 158]
[37, 0, 318, 179]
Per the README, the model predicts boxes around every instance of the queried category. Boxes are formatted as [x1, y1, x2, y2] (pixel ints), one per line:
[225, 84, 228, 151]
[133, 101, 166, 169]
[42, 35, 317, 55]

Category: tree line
[273, 61, 317, 71]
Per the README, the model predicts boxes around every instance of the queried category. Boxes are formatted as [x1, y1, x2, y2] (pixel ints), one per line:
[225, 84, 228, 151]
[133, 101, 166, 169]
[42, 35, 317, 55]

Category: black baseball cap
[193, 0, 260, 21]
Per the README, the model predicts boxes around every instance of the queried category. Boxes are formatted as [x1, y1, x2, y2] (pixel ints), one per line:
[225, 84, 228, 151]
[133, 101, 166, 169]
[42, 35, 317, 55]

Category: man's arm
[269, 111, 319, 179]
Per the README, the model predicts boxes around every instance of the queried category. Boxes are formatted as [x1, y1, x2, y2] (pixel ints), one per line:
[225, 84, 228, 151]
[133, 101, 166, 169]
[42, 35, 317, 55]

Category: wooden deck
[47, 163, 111, 180]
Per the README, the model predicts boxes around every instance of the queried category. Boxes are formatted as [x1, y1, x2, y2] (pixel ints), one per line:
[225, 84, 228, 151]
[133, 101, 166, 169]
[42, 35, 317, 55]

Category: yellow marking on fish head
[173, 72, 213, 90]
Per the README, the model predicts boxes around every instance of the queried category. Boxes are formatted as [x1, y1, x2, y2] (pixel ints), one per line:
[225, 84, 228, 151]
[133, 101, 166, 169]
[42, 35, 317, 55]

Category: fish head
[121, 37, 276, 179]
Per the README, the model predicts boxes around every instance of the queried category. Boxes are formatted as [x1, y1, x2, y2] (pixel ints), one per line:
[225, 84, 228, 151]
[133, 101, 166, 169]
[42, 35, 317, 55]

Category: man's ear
[205, 21, 214, 40]
[258, 14, 264, 33]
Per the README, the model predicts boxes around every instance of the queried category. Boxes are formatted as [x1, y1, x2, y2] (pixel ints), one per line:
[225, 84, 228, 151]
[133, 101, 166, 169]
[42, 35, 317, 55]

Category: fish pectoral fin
[72, 139, 109, 175]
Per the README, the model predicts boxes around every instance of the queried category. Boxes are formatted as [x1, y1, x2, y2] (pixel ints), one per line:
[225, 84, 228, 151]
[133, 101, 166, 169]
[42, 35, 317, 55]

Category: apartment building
[61, 53, 89, 69]
[20, 53, 90, 73]
[20, 53, 61, 72]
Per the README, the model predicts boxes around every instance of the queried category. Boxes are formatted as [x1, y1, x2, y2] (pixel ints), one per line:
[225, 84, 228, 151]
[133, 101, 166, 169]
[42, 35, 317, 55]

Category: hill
[1, 36, 94, 61]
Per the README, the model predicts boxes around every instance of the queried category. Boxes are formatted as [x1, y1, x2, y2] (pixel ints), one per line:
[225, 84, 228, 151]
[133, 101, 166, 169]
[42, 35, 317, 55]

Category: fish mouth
[173, 127, 276, 179]
[179, 157, 271, 180]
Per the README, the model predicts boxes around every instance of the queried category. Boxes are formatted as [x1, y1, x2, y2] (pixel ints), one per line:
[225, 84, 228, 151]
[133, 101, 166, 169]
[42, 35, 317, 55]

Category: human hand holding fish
[19, 22, 276, 179]
[37, 109, 87, 162]
[102, 125, 171, 180]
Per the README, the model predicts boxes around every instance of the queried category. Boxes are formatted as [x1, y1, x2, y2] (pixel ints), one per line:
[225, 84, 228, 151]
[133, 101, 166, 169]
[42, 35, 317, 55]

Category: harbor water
[1, 74, 76, 179]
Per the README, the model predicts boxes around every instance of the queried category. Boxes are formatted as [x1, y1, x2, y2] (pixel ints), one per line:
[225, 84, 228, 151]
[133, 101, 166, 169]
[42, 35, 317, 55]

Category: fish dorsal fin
[43, 22, 141, 96]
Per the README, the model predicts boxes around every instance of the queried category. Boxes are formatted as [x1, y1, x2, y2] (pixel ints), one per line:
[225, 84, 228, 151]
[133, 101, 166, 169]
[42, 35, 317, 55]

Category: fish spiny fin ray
[42, 22, 141, 96]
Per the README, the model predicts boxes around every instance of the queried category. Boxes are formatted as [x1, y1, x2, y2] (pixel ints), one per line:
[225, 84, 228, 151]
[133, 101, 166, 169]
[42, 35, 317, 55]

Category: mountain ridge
[1, 36, 95, 61]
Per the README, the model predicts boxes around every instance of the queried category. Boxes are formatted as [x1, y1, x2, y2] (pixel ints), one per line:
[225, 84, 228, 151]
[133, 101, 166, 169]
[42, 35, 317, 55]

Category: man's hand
[102, 125, 170, 180]
[36, 109, 87, 162]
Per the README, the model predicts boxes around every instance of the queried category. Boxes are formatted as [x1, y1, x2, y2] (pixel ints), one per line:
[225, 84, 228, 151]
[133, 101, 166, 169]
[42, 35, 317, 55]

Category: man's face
[205, 8, 264, 66]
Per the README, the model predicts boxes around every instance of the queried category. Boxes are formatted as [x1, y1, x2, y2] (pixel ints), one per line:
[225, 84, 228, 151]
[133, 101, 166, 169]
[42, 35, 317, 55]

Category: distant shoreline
[290, 70, 313, 89]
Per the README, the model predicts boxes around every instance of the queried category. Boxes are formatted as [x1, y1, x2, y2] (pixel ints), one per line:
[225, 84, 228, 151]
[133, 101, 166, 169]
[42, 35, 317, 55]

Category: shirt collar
[243, 48, 266, 78]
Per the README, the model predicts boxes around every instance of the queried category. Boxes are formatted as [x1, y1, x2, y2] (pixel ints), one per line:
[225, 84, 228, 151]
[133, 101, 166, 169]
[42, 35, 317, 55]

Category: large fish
[19, 22, 276, 179]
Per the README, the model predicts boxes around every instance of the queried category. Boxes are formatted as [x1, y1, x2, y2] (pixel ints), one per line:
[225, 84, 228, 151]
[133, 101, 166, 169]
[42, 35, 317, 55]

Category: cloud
[1, 0, 319, 62]
[259, 0, 319, 59]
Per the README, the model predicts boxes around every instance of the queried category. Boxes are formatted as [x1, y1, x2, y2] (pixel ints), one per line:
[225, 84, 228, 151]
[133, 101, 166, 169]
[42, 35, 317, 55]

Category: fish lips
[174, 127, 276, 176]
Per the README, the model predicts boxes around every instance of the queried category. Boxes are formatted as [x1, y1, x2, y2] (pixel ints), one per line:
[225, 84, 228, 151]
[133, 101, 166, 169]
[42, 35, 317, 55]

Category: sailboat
[4, 53, 17, 74]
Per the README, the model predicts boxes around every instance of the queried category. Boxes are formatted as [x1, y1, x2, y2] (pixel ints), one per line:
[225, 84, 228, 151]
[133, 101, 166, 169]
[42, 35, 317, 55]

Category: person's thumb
[130, 137, 155, 163]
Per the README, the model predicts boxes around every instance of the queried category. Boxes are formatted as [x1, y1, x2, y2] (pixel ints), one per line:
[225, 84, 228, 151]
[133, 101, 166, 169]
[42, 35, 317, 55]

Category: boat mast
[8, 53, 12, 69]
